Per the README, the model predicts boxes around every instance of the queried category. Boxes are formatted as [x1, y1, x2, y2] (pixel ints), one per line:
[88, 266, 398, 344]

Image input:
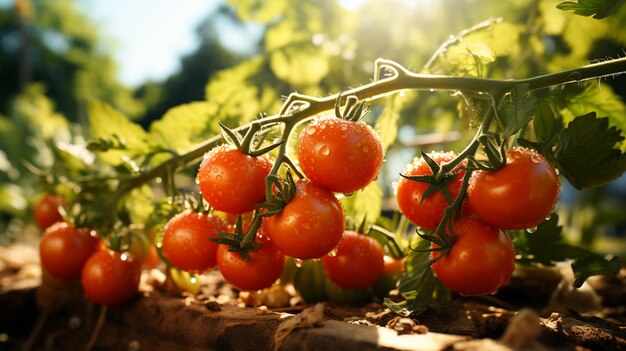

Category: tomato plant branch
[108, 57, 626, 208]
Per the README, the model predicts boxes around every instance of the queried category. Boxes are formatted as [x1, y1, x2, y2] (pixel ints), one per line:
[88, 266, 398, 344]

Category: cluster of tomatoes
[37, 195, 149, 306]
[396, 147, 560, 295]
[162, 115, 389, 295]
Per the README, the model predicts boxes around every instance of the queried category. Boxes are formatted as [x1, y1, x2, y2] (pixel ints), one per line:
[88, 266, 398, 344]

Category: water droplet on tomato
[216, 175, 223, 181]
[294, 258, 305, 267]
[527, 226, 538, 233]
[306, 126, 317, 135]
[530, 155, 541, 164]
[213, 167, 219, 173]
[195, 178, 200, 185]
[217, 191, 223, 197]
[362, 146, 369, 153]
[343, 192, 354, 197]
[328, 247, 338, 257]
[319, 145, 330, 156]
[121, 253, 129, 261]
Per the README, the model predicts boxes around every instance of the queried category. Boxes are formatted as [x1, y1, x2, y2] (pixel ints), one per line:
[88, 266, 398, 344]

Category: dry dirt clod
[386, 316, 429, 335]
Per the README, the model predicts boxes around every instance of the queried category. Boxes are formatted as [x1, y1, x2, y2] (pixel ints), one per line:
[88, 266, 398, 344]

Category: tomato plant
[262, 180, 345, 259]
[39, 222, 100, 281]
[161, 211, 228, 272]
[34, 195, 67, 230]
[197, 144, 272, 215]
[322, 231, 385, 289]
[297, 116, 383, 194]
[431, 217, 515, 296]
[216, 234, 285, 291]
[468, 147, 559, 230]
[81, 250, 142, 306]
[396, 152, 467, 230]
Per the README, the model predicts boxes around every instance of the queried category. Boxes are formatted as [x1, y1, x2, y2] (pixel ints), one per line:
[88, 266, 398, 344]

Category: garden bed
[1, 243, 625, 350]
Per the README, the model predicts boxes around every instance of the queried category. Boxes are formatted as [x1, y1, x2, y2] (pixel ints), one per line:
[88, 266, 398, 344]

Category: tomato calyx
[256, 171, 297, 217]
[211, 214, 262, 261]
[334, 93, 369, 122]
[399, 151, 458, 204]
[475, 132, 507, 171]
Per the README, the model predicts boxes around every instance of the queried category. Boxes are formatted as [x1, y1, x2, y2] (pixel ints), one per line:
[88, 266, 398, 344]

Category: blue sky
[79, 0, 221, 87]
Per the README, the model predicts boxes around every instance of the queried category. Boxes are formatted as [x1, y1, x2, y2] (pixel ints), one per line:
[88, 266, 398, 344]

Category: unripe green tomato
[293, 260, 328, 303]
[168, 268, 201, 295]
[324, 279, 372, 306]
[372, 256, 405, 299]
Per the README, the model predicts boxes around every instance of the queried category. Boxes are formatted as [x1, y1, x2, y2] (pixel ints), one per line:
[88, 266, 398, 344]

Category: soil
[1, 243, 625, 351]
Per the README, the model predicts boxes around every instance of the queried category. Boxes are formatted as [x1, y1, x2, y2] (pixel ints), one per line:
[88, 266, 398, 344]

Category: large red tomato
[39, 222, 100, 281]
[396, 152, 466, 230]
[297, 116, 383, 194]
[262, 180, 344, 259]
[81, 250, 142, 305]
[468, 147, 559, 230]
[216, 234, 285, 291]
[197, 144, 272, 215]
[161, 211, 228, 272]
[322, 231, 384, 289]
[431, 217, 515, 296]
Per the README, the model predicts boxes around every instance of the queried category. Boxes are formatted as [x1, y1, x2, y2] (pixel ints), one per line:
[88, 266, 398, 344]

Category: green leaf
[533, 91, 564, 144]
[0, 184, 28, 215]
[227, 0, 288, 23]
[385, 239, 450, 316]
[430, 21, 522, 77]
[558, 83, 626, 149]
[572, 256, 621, 287]
[340, 182, 383, 227]
[496, 85, 537, 138]
[510, 215, 621, 286]
[88, 101, 148, 165]
[554, 112, 626, 189]
[557, 0, 625, 19]
[149, 102, 219, 153]
[270, 44, 330, 87]
[375, 95, 402, 153]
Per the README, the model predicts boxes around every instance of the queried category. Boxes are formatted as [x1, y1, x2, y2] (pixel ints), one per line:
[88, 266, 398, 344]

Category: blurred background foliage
[0, 0, 625, 255]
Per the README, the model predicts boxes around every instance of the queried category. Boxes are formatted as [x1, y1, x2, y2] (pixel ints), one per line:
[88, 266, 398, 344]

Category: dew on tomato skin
[216, 175, 223, 182]
[306, 126, 317, 135]
[328, 247, 338, 257]
[343, 192, 354, 197]
[529, 155, 542, 164]
[294, 258, 305, 267]
[527, 226, 538, 233]
[319, 145, 330, 156]
[120, 253, 129, 261]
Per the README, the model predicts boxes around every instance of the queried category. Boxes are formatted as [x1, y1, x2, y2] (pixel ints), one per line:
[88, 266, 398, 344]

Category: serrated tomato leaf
[554, 112, 626, 189]
[510, 215, 621, 287]
[496, 85, 537, 138]
[384, 239, 450, 316]
[572, 256, 621, 287]
[557, 0, 625, 19]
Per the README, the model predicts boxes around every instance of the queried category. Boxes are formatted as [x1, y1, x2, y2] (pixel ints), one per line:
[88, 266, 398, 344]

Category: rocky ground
[1, 243, 625, 351]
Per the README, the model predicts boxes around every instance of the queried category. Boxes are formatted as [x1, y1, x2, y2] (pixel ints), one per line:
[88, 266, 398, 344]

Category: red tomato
[161, 211, 228, 272]
[34, 195, 67, 230]
[297, 116, 383, 194]
[262, 180, 345, 259]
[431, 217, 515, 296]
[39, 222, 100, 281]
[81, 250, 141, 305]
[396, 152, 466, 230]
[468, 147, 559, 230]
[373, 256, 406, 298]
[322, 231, 385, 289]
[197, 145, 272, 215]
[216, 234, 285, 291]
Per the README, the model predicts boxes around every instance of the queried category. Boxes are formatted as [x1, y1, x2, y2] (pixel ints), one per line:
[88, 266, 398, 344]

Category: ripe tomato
[297, 116, 383, 194]
[467, 147, 559, 230]
[34, 194, 67, 230]
[431, 217, 515, 296]
[396, 152, 466, 230]
[81, 250, 141, 305]
[39, 222, 100, 281]
[322, 231, 384, 289]
[216, 234, 285, 291]
[197, 144, 272, 215]
[161, 211, 228, 272]
[262, 180, 345, 259]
